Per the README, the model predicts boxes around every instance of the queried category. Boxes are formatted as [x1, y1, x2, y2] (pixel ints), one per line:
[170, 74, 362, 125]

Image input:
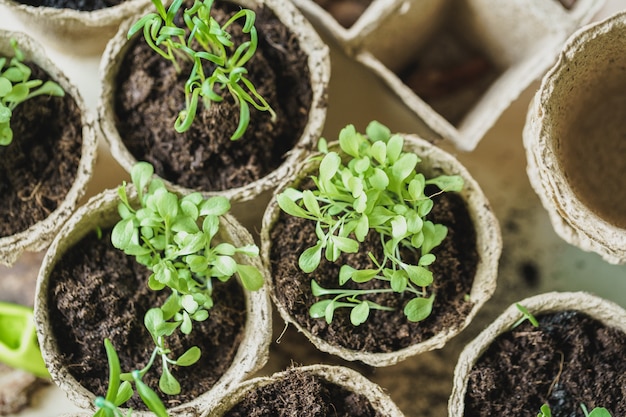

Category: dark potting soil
[114, 1, 313, 192]
[464, 311, 626, 416]
[224, 369, 383, 417]
[270, 183, 478, 353]
[0, 63, 82, 238]
[47, 228, 246, 410]
[16, 0, 124, 11]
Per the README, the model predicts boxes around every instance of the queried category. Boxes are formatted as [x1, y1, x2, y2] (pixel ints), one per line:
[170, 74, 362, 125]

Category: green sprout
[128, 0, 276, 140]
[95, 161, 264, 415]
[512, 303, 539, 329]
[276, 121, 464, 326]
[538, 403, 612, 417]
[0, 38, 65, 146]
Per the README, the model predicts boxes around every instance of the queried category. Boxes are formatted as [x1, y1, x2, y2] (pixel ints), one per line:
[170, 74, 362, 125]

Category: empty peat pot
[523, 11, 626, 265]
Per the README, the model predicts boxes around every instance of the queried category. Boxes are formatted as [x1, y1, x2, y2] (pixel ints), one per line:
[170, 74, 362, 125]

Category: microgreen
[538, 403, 612, 417]
[128, 0, 276, 140]
[0, 38, 65, 146]
[276, 121, 464, 326]
[512, 303, 539, 329]
[95, 161, 264, 415]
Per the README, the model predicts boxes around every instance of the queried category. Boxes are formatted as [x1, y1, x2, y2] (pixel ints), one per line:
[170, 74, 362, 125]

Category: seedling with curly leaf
[128, 0, 276, 140]
[94, 161, 264, 416]
[276, 121, 464, 326]
[0, 38, 64, 146]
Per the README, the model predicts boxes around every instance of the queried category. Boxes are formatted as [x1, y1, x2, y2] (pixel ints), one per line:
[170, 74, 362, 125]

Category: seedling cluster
[95, 161, 264, 416]
[277, 121, 464, 326]
[0, 39, 64, 146]
[129, 0, 276, 140]
[538, 403, 612, 417]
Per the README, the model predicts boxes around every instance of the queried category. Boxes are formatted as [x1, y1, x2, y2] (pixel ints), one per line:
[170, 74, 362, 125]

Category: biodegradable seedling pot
[204, 364, 405, 417]
[524, 11, 626, 265]
[34, 187, 272, 416]
[98, 0, 330, 212]
[261, 125, 501, 367]
[449, 292, 626, 416]
[0, 30, 97, 267]
[0, 0, 152, 54]
[348, 0, 604, 150]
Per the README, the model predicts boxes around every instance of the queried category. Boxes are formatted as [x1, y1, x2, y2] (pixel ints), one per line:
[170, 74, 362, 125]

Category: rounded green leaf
[236, 264, 264, 291]
[176, 346, 201, 366]
[404, 294, 435, 322]
[159, 365, 181, 395]
[319, 151, 341, 183]
[350, 302, 370, 326]
[298, 243, 322, 273]
[0, 77, 12, 96]
[200, 195, 230, 216]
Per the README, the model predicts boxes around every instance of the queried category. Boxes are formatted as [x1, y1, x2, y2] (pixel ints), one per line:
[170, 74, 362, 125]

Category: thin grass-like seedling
[128, 0, 276, 140]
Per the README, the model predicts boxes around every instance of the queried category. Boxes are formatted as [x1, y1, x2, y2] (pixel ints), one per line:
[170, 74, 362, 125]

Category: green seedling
[512, 303, 539, 329]
[538, 403, 612, 417]
[95, 161, 264, 415]
[277, 121, 464, 326]
[0, 302, 49, 378]
[128, 0, 276, 139]
[0, 38, 64, 146]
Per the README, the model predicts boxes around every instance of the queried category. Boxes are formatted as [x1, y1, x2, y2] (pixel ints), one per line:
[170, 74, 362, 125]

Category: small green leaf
[330, 235, 359, 254]
[391, 152, 418, 182]
[176, 346, 201, 366]
[159, 365, 181, 395]
[214, 255, 238, 277]
[404, 264, 433, 286]
[302, 190, 321, 216]
[351, 269, 378, 283]
[299, 243, 322, 273]
[132, 371, 169, 417]
[369, 168, 389, 190]
[390, 270, 408, 293]
[386, 134, 404, 163]
[276, 192, 309, 219]
[404, 294, 435, 322]
[339, 265, 355, 285]
[319, 151, 341, 183]
[426, 175, 464, 192]
[338, 124, 360, 158]
[350, 302, 369, 326]
[365, 120, 391, 142]
[199, 195, 230, 216]
[237, 264, 264, 291]
[309, 299, 332, 319]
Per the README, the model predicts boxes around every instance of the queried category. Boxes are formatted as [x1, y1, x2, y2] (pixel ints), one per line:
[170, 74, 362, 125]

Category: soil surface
[16, 0, 124, 11]
[465, 310, 626, 416]
[114, 0, 312, 192]
[270, 182, 478, 354]
[0, 63, 82, 238]
[47, 228, 246, 410]
[224, 368, 383, 417]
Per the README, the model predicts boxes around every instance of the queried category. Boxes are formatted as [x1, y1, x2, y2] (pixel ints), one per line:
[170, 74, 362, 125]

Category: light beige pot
[0, 0, 151, 54]
[34, 187, 272, 417]
[98, 0, 330, 205]
[0, 31, 97, 267]
[524, 11, 626, 265]
[449, 291, 626, 416]
[261, 132, 501, 367]
[203, 364, 405, 417]
[343, 0, 604, 150]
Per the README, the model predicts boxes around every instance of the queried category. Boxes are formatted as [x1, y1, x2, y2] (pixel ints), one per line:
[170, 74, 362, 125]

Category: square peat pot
[299, 0, 605, 150]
